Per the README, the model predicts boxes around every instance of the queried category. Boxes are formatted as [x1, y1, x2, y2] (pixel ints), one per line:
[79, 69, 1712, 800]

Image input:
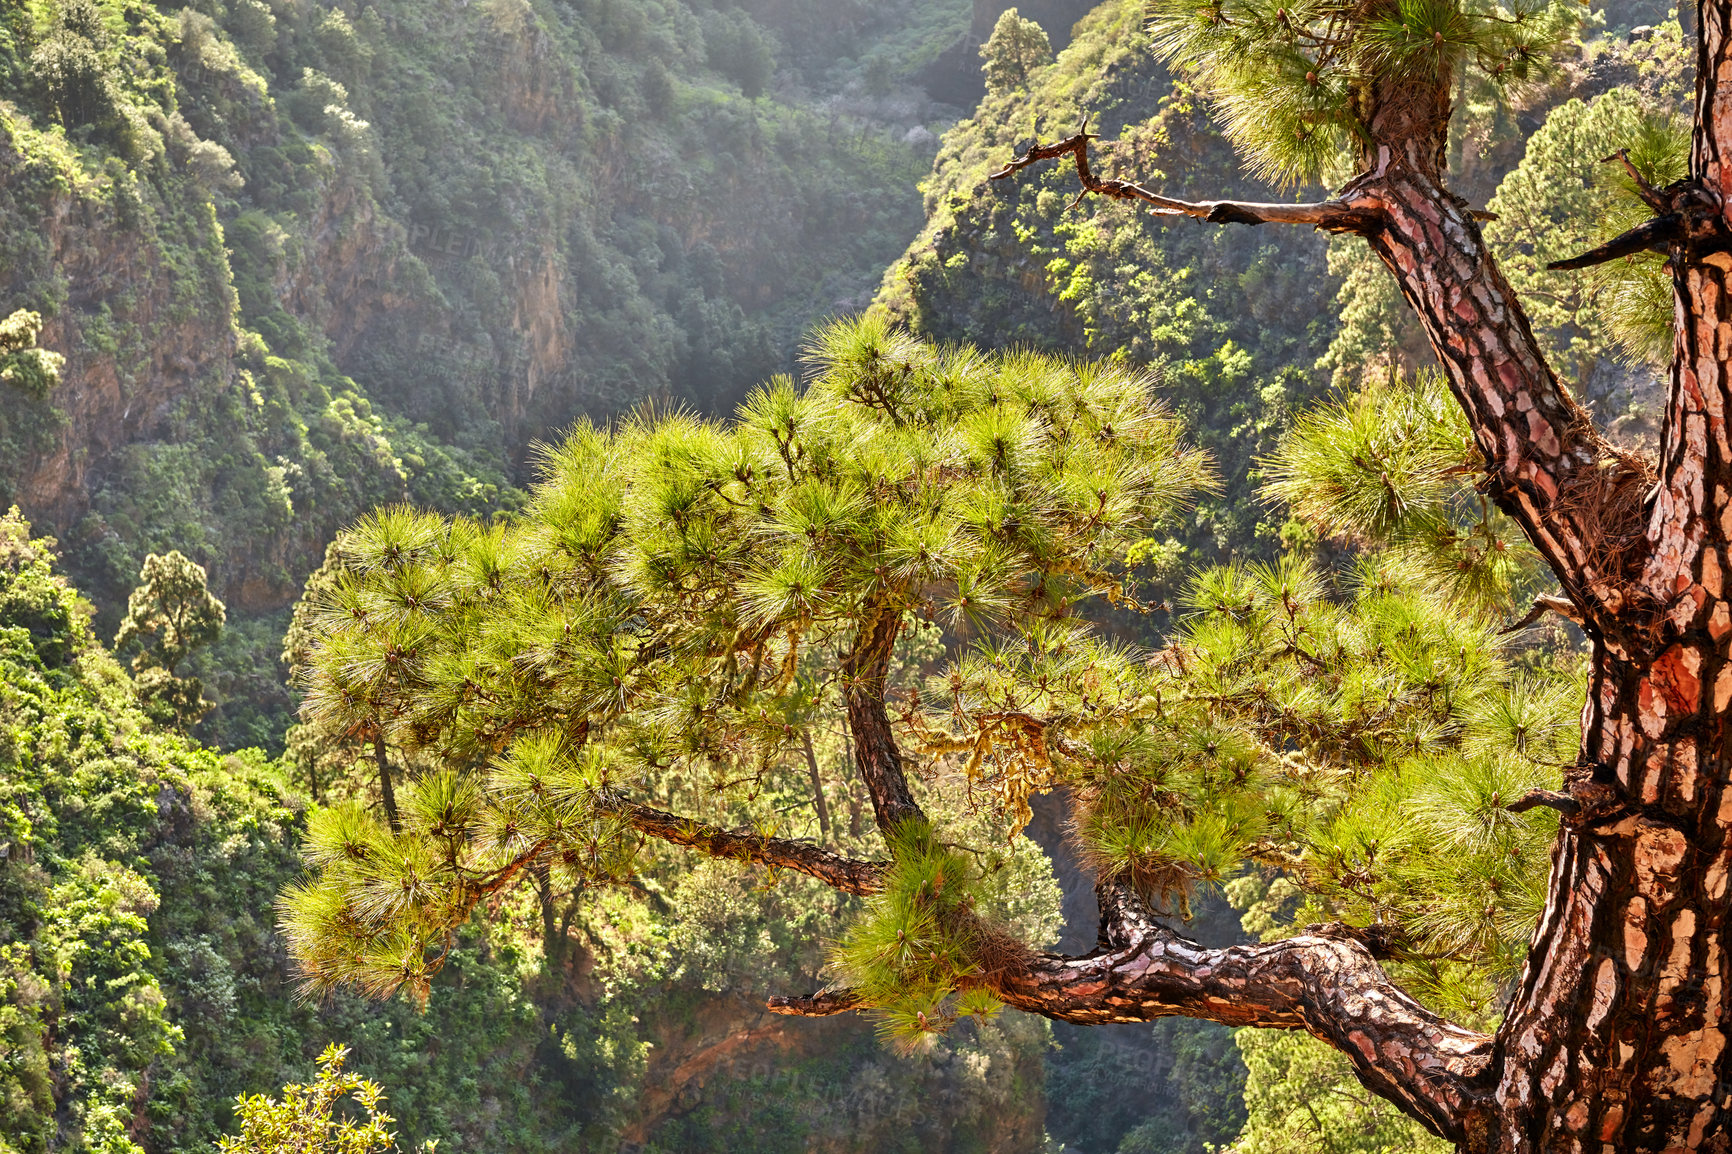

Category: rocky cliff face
[0, 0, 951, 633]
[1, 117, 233, 529]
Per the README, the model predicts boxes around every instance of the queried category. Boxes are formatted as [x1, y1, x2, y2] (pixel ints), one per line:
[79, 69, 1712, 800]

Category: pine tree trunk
[373, 733, 401, 833]
[1347, 14, 1732, 1143]
[840, 604, 924, 833]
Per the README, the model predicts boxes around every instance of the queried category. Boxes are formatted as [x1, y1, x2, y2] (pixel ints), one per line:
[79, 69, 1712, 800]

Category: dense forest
[0, 0, 1713, 1149]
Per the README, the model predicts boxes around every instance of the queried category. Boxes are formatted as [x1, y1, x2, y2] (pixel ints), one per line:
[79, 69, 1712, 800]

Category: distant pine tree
[980, 10, 1052, 95]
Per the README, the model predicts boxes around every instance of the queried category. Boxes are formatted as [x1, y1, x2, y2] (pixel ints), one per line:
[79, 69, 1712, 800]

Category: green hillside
[0, 0, 1698, 1150]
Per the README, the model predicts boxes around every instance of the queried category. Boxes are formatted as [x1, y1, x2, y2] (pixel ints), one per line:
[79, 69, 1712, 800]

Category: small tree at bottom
[220, 1044, 432, 1154]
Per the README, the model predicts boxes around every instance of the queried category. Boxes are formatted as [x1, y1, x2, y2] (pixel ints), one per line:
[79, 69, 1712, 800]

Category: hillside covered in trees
[2, 0, 1108, 748]
[0, 0, 1712, 1149]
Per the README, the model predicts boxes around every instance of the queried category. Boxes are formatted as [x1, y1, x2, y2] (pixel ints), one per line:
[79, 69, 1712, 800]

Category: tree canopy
[981, 9, 1054, 95]
[114, 549, 227, 730]
[220, 1045, 427, 1154]
[283, 317, 1211, 1015]
[284, 317, 1579, 1072]
[1144, 0, 1574, 182]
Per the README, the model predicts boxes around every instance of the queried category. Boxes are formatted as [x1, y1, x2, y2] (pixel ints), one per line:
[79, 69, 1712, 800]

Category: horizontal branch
[620, 801, 887, 895]
[1499, 591, 1585, 633]
[1297, 919, 1411, 960]
[989, 131, 1381, 233]
[765, 988, 863, 1016]
[760, 882, 1491, 1139]
[995, 885, 1492, 1143]
[1506, 787, 1580, 816]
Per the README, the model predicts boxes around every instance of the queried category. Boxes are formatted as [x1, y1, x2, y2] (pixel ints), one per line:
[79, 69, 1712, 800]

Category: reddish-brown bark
[993, 885, 1495, 1139]
[926, 2, 1732, 1148]
[840, 604, 926, 834]
[628, 7, 1732, 1146]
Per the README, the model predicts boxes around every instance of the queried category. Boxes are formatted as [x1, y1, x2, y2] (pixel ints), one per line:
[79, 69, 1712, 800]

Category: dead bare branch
[1500, 592, 1585, 633]
[1506, 788, 1580, 816]
[765, 988, 864, 1016]
[989, 131, 1382, 233]
[1547, 213, 1682, 270]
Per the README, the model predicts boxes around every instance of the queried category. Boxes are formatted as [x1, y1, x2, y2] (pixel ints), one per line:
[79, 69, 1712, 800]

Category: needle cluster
[281, 318, 1209, 1003]
[1147, 0, 1575, 181]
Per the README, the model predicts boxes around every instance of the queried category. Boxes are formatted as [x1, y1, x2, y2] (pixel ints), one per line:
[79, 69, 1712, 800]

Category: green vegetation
[0, 311, 64, 398]
[1230, 1028, 1448, 1152]
[0, 0, 1703, 1147]
[878, 0, 1343, 580]
[0, 0, 958, 749]
[981, 9, 1054, 95]
[1481, 31, 1691, 407]
[220, 1045, 427, 1154]
[279, 321, 1585, 1151]
[861, 0, 1683, 1142]
[0, 497, 1051, 1152]
[114, 550, 227, 729]
[278, 319, 1178, 1012]
[1144, 0, 1572, 184]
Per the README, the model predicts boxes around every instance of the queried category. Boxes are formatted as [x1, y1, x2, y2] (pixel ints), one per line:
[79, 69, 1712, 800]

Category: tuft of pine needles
[826, 822, 1023, 1053]
[1146, 0, 1576, 183]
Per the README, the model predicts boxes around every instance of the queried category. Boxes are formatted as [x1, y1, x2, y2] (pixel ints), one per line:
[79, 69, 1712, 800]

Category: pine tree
[283, 543, 415, 822]
[981, 9, 1053, 95]
[29, 0, 117, 132]
[281, 324, 1591, 1141]
[282, 319, 1210, 1011]
[982, 0, 1732, 1144]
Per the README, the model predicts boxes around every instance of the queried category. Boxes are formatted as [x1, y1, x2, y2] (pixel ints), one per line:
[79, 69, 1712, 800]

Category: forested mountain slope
[877, 0, 1685, 577]
[0, 0, 1036, 746]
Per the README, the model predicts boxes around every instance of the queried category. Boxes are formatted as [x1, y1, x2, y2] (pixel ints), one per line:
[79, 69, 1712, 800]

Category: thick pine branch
[768, 883, 1492, 1143]
[1546, 214, 1683, 270]
[840, 604, 927, 835]
[620, 801, 887, 895]
[991, 888, 1493, 1143]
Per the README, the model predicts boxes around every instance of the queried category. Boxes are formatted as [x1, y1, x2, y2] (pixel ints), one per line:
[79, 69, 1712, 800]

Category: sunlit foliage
[220, 1044, 430, 1154]
[827, 822, 1020, 1052]
[1487, 79, 1691, 382]
[284, 318, 1208, 1010]
[1232, 1028, 1451, 1152]
[0, 310, 63, 398]
[1147, 0, 1577, 182]
[113, 550, 227, 730]
[1262, 370, 1541, 617]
